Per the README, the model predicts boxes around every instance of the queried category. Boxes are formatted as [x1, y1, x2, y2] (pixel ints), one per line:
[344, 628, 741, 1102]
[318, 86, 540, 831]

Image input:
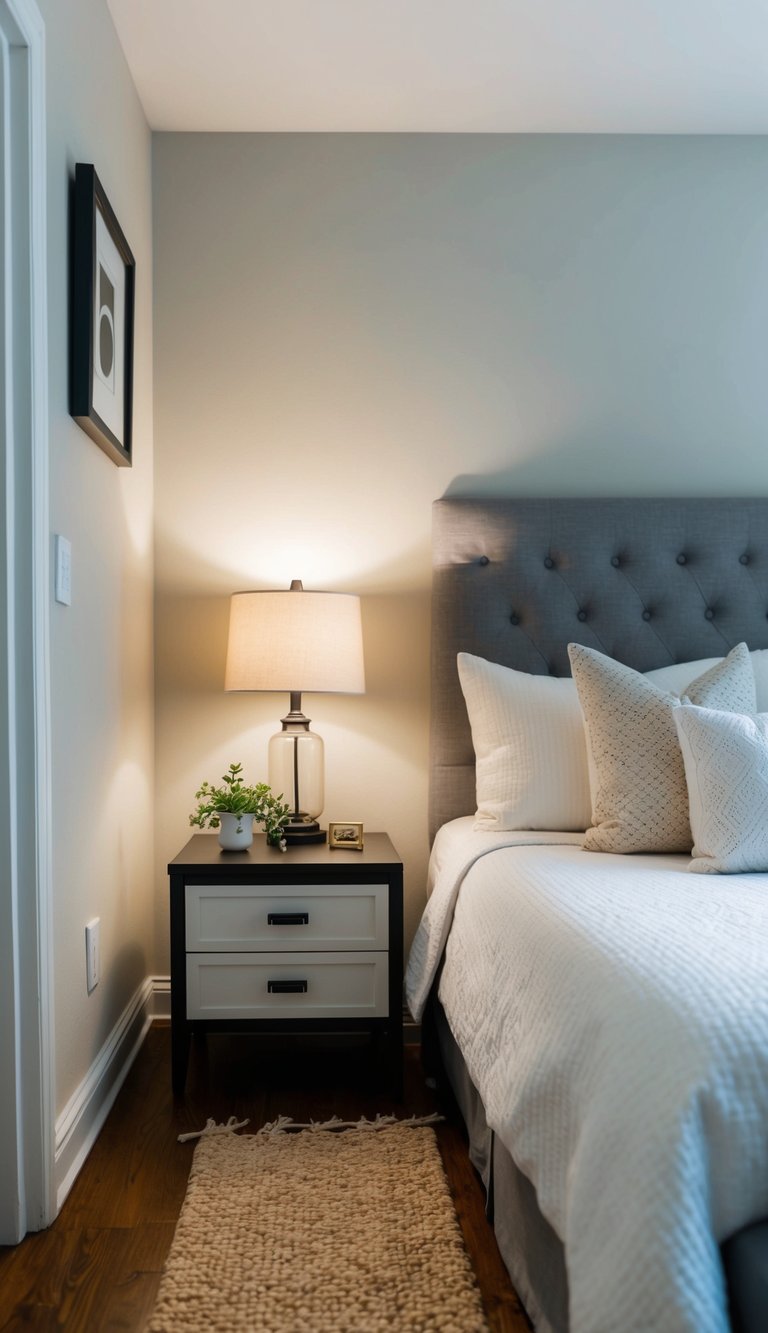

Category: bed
[405, 497, 768, 1333]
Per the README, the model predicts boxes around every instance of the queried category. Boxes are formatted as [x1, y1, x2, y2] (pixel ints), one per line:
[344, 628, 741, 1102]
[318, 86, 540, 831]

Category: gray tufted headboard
[430, 497, 768, 841]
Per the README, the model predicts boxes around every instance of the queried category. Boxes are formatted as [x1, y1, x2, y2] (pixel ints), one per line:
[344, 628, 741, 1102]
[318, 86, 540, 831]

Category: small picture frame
[328, 821, 364, 851]
[70, 163, 135, 467]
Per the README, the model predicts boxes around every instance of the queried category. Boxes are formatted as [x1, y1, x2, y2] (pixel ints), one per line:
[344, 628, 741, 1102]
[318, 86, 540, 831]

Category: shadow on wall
[93, 939, 148, 1051]
[155, 591, 231, 695]
[443, 423, 768, 502]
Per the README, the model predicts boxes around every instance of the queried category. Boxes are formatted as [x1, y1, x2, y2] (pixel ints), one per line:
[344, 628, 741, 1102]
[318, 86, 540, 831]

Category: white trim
[54, 977, 156, 1210]
[23, 0, 54, 1235]
[150, 974, 171, 1022]
[53, 976, 172, 1210]
[0, 0, 53, 1243]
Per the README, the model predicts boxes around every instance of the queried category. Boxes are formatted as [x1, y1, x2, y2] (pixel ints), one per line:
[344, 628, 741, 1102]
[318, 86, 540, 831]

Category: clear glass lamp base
[268, 714, 326, 845]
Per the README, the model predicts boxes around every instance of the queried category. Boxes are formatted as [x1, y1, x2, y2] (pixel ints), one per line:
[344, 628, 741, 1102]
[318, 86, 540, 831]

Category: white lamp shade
[225, 588, 365, 694]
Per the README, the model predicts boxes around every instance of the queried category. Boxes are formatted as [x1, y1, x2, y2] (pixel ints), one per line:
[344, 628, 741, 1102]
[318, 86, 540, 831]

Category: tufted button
[676, 554, 687, 565]
[544, 556, 555, 569]
[642, 609, 652, 622]
[705, 607, 715, 621]
[478, 555, 489, 566]
[576, 609, 587, 622]
[509, 612, 520, 626]
[610, 555, 621, 568]
[740, 553, 750, 566]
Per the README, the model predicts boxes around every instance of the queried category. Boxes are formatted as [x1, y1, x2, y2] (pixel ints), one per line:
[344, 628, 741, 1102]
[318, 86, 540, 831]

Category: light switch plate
[55, 535, 72, 605]
[85, 918, 100, 992]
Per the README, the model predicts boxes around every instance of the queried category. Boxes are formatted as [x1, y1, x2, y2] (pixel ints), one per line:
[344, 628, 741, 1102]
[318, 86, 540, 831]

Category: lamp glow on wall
[224, 580, 365, 844]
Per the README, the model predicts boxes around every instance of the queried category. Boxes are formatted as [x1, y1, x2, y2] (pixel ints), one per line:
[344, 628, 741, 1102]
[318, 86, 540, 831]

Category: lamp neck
[281, 690, 311, 729]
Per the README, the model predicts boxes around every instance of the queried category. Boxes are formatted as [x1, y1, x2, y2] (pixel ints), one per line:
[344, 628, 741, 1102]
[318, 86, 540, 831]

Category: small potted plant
[189, 762, 290, 851]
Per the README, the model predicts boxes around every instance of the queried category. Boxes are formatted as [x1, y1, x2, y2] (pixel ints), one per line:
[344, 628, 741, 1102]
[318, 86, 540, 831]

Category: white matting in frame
[70, 163, 135, 467]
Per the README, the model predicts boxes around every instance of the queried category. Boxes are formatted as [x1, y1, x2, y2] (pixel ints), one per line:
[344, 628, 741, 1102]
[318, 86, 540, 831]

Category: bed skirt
[433, 997, 568, 1333]
[432, 996, 767, 1333]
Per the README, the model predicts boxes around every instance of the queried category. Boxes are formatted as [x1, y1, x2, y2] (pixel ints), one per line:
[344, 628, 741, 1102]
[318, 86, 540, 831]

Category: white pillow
[675, 703, 768, 873]
[457, 653, 590, 831]
[568, 641, 756, 853]
[751, 649, 768, 710]
[645, 657, 722, 691]
[457, 647, 763, 836]
[648, 650, 768, 707]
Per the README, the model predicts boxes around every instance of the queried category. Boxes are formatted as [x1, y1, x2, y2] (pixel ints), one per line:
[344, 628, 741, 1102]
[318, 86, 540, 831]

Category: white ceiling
[107, 0, 768, 134]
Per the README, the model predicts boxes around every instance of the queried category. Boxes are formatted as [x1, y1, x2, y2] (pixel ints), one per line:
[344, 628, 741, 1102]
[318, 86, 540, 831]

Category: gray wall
[42, 0, 155, 1115]
[153, 133, 768, 947]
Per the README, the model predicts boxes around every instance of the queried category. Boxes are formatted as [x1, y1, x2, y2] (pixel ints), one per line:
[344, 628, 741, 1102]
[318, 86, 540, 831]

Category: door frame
[0, 0, 54, 1242]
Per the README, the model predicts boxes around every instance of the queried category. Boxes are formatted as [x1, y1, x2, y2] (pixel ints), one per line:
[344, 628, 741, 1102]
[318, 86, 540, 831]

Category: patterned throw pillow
[675, 704, 768, 873]
[568, 641, 756, 854]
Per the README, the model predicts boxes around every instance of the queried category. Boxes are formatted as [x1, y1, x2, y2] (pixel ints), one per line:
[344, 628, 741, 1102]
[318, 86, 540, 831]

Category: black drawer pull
[267, 912, 309, 926]
[268, 979, 308, 994]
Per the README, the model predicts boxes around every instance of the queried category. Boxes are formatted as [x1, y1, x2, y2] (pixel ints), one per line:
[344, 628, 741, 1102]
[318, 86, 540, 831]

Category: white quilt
[405, 818, 768, 1333]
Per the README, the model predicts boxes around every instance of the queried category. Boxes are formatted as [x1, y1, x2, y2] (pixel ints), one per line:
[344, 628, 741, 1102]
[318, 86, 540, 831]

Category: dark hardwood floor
[0, 1025, 530, 1332]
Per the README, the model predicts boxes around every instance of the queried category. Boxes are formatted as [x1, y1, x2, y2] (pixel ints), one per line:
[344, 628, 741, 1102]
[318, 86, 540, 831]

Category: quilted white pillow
[568, 641, 756, 853]
[457, 653, 590, 831]
[675, 704, 768, 874]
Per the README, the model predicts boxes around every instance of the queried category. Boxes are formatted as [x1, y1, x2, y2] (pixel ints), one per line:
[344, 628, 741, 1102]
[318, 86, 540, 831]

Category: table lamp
[224, 579, 365, 844]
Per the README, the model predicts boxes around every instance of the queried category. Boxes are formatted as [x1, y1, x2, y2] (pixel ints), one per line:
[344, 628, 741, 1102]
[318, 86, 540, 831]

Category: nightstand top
[169, 831, 401, 872]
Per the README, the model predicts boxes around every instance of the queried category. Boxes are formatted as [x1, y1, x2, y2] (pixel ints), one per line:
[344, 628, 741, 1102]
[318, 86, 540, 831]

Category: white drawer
[185, 883, 388, 952]
[186, 951, 389, 1020]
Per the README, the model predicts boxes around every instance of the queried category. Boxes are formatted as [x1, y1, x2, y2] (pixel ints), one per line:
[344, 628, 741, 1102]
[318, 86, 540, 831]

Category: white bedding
[405, 818, 768, 1333]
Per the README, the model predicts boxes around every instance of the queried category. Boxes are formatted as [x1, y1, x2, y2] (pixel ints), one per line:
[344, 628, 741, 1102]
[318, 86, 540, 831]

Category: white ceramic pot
[217, 811, 254, 851]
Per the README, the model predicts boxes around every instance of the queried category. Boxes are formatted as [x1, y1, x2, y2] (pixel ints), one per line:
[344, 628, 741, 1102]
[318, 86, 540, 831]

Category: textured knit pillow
[648, 651, 768, 706]
[568, 641, 756, 853]
[457, 653, 591, 831]
[674, 704, 768, 873]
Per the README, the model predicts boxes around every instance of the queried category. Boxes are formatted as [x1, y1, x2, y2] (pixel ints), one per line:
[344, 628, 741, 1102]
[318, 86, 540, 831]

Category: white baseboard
[150, 974, 171, 1021]
[54, 974, 171, 1211]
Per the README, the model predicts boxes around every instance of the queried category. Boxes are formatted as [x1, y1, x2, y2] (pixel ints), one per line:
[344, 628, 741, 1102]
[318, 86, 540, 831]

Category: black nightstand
[168, 833, 404, 1097]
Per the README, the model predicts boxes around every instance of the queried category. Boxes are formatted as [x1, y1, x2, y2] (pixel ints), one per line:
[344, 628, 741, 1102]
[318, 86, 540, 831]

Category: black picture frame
[70, 163, 135, 467]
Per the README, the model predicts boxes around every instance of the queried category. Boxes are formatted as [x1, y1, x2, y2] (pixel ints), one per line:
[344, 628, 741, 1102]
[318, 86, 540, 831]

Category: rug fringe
[257, 1112, 445, 1135]
[178, 1111, 444, 1143]
[178, 1116, 250, 1143]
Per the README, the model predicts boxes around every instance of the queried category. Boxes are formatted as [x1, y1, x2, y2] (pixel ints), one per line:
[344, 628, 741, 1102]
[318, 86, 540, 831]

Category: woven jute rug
[148, 1115, 489, 1333]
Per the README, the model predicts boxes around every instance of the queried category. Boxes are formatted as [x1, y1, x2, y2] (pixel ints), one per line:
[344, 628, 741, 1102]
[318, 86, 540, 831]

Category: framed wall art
[70, 163, 135, 467]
